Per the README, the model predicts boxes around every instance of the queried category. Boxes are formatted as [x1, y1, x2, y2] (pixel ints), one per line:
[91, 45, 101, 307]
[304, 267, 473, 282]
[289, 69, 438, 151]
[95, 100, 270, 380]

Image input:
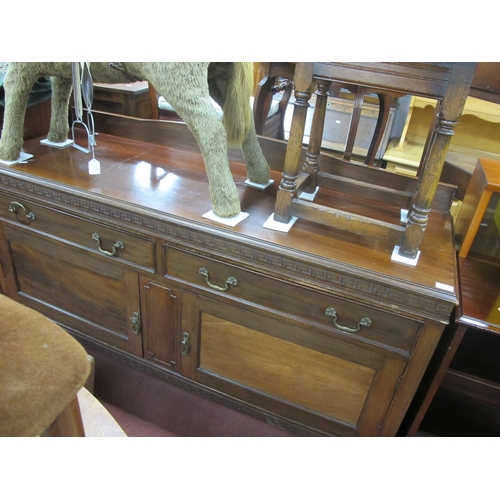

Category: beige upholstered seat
[0, 294, 91, 436]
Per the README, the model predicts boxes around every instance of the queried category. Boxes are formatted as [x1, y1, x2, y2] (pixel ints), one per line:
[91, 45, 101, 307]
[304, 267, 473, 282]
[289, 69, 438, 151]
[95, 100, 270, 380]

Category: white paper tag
[435, 282, 454, 293]
[88, 158, 101, 175]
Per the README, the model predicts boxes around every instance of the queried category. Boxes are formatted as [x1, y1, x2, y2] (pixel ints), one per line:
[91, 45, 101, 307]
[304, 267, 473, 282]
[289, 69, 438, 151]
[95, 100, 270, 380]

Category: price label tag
[88, 158, 101, 175]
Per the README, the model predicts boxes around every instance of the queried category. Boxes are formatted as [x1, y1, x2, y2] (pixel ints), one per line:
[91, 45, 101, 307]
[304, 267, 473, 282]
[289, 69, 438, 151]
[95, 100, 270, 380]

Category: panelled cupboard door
[139, 278, 180, 370]
[0, 223, 143, 356]
[180, 291, 407, 437]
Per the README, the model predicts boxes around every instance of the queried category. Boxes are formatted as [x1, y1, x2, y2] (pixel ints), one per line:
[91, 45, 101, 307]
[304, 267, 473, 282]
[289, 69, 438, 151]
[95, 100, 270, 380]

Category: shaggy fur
[0, 62, 271, 217]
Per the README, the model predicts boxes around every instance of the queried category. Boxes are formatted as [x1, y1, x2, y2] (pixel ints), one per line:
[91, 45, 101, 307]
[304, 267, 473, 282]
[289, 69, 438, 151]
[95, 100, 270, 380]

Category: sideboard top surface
[0, 121, 458, 316]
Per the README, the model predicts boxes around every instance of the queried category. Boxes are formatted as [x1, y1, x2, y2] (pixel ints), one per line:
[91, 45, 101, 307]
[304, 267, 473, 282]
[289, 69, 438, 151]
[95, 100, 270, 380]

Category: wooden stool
[273, 62, 477, 264]
[0, 294, 91, 436]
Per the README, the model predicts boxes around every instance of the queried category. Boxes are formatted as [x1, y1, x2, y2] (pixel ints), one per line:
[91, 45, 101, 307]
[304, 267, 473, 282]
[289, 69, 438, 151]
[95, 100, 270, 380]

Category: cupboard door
[180, 291, 406, 436]
[0, 223, 143, 356]
[140, 278, 180, 369]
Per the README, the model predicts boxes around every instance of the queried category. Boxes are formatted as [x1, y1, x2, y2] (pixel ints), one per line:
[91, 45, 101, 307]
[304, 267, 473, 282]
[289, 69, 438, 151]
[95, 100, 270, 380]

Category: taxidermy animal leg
[152, 63, 242, 218]
[187, 101, 242, 217]
[241, 121, 271, 185]
[46, 77, 73, 144]
[0, 64, 37, 161]
[209, 63, 271, 185]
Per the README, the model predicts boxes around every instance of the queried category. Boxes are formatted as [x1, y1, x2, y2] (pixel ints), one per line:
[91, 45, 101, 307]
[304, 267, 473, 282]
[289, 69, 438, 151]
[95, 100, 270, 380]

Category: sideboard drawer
[165, 246, 422, 355]
[0, 194, 155, 272]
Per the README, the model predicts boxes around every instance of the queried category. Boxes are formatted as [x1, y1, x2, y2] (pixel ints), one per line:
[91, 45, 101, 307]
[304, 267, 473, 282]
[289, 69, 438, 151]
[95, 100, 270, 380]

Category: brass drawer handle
[92, 233, 124, 257]
[199, 267, 238, 292]
[130, 312, 141, 335]
[8, 201, 36, 222]
[180, 332, 190, 355]
[325, 307, 372, 333]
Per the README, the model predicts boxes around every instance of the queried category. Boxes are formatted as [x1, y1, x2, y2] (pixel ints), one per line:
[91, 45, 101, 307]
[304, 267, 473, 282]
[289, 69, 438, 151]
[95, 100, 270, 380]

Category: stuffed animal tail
[222, 62, 254, 146]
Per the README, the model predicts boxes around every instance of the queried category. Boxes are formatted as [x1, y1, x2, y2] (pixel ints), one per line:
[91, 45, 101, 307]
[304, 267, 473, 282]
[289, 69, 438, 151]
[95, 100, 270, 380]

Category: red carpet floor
[87, 346, 297, 437]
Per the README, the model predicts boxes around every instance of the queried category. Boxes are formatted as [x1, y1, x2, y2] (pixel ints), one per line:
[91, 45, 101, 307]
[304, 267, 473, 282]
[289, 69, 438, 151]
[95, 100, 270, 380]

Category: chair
[0, 294, 91, 436]
[252, 62, 294, 140]
[327, 83, 401, 166]
[253, 62, 400, 164]
[272, 62, 477, 265]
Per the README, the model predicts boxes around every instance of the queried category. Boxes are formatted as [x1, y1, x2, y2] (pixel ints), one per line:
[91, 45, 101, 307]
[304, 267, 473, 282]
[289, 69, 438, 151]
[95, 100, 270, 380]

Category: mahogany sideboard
[0, 112, 459, 436]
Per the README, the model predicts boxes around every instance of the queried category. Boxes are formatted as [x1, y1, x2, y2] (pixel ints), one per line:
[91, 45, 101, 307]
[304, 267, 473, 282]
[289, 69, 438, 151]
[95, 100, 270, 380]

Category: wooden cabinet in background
[0, 113, 459, 436]
[92, 81, 153, 118]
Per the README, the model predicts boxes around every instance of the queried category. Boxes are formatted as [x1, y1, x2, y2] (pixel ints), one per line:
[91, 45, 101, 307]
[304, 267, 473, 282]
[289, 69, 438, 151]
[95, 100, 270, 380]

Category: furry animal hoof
[212, 206, 242, 219]
[0, 145, 23, 163]
[209, 184, 242, 219]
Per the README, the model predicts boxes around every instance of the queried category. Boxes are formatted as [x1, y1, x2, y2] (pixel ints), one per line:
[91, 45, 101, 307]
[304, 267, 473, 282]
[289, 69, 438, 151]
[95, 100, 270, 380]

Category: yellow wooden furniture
[454, 158, 500, 259]
[77, 387, 127, 437]
[385, 63, 500, 176]
[385, 95, 500, 176]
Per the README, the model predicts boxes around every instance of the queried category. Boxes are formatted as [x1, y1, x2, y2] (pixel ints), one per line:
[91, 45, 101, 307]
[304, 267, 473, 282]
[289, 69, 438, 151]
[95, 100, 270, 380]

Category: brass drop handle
[8, 201, 36, 222]
[325, 307, 372, 333]
[92, 233, 124, 257]
[180, 332, 190, 355]
[199, 267, 238, 292]
[130, 312, 141, 335]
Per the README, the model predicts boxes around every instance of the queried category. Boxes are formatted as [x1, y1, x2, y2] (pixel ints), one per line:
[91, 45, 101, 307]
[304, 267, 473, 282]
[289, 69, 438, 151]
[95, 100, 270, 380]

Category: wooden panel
[140, 279, 179, 368]
[442, 369, 500, 408]
[200, 313, 374, 424]
[470, 62, 500, 104]
[313, 62, 455, 98]
[10, 243, 125, 332]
